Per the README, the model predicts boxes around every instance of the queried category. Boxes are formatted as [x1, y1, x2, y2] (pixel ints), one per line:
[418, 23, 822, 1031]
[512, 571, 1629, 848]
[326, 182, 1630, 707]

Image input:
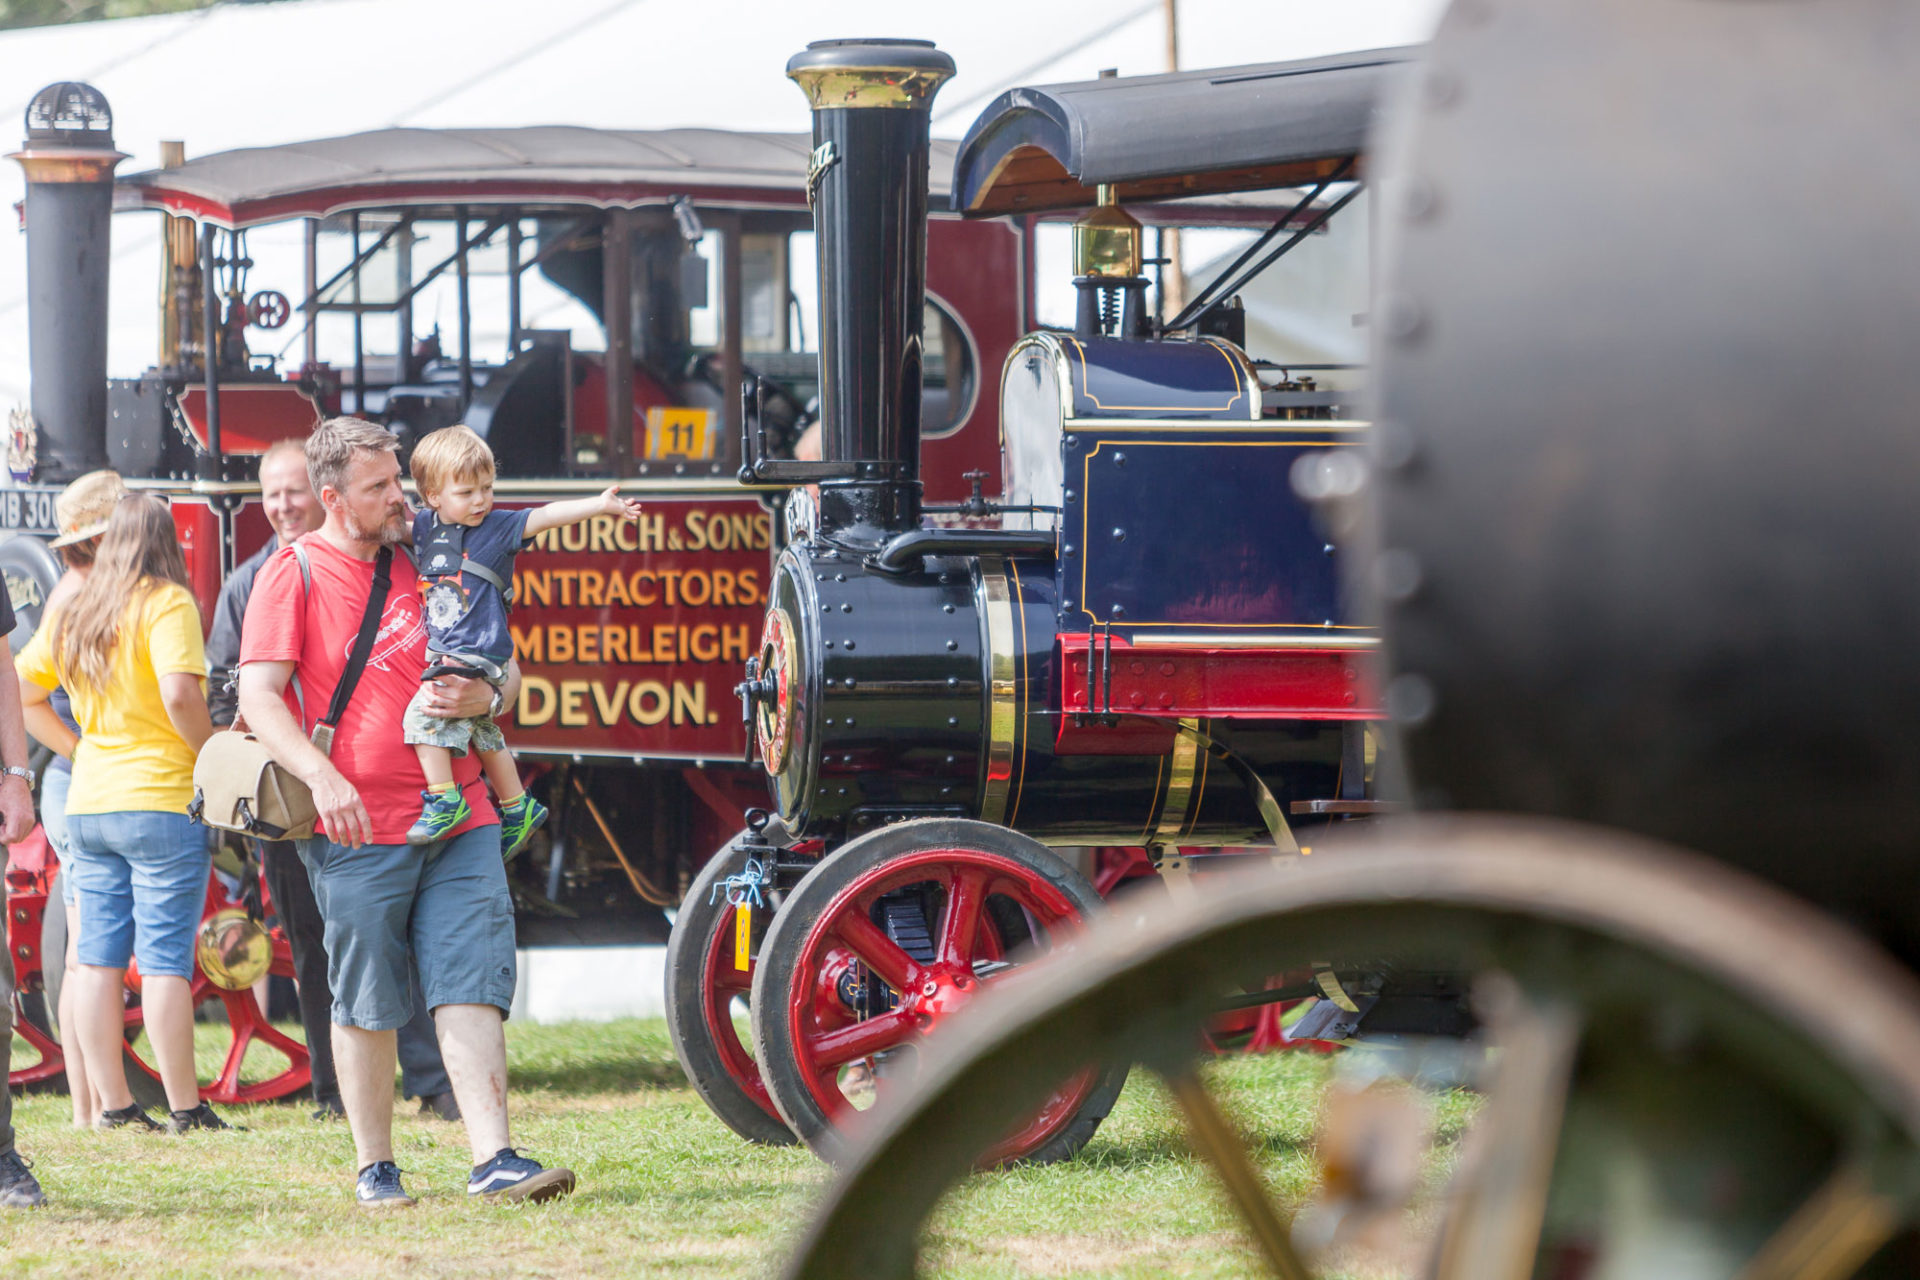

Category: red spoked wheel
[751, 818, 1127, 1165]
[8, 1008, 65, 1090]
[122, 975, 311, 1106]
[120, 871, 311, 1105]
[6, 878, 67, 1090]
[664, 830, 797, 1145]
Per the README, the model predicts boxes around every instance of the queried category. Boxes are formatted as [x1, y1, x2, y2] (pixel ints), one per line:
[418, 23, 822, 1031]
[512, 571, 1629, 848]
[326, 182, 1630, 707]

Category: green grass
[4, 1019, 1469, 1278]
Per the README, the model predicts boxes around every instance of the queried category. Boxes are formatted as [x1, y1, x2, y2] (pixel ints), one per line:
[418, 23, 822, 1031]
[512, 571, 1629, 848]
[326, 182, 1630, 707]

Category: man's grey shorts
[297, 823, 514, 1030]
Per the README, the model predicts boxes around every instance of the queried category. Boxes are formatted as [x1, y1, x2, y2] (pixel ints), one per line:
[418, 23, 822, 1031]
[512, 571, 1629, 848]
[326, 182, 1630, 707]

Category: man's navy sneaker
[468, 1148, 575, 1202]
[355, 1160, 417, 1210]
[0, 1150, 45, 1208]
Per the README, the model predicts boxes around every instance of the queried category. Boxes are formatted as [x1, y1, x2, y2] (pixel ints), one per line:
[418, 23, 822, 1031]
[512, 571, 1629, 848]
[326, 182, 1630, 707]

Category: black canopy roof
[951, 46, 1419, 217]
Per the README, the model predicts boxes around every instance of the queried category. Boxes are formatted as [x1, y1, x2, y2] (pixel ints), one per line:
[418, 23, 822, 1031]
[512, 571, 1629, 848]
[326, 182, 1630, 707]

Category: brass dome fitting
[787, 39, 955, 110]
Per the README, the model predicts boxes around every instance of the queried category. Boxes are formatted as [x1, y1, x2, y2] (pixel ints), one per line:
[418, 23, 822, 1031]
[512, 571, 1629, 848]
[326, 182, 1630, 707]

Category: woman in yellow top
[17, 495, 228, 1133]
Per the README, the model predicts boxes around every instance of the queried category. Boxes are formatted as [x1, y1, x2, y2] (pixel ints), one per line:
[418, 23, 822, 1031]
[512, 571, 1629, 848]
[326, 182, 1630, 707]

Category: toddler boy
[404, 424, 643, 851]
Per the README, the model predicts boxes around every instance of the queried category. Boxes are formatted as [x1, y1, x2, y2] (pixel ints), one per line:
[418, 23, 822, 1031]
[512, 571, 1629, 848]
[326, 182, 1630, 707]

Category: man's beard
[344, 505, 407, 545]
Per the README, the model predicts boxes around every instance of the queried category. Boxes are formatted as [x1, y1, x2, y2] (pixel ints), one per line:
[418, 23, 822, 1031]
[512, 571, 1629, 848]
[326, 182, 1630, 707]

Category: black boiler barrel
[8, 83, 125, 482]
[1370, 1, 1920, 965]
[786, 39, 953, 544]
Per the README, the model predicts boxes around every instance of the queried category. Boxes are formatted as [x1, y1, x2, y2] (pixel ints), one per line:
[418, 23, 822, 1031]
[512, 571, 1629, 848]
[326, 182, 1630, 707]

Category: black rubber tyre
[0, 533, 62, 652]
[751, 817, 1127, 1165]
[664, 831, 797, 1146]
[40, 869, 172, 1111]
[780, 818, 1920, 1280]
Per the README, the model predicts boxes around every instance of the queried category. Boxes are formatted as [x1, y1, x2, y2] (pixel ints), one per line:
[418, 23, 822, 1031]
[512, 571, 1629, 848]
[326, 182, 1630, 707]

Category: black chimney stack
[9, 83, 126, 482]
[786, 39, 953, 544]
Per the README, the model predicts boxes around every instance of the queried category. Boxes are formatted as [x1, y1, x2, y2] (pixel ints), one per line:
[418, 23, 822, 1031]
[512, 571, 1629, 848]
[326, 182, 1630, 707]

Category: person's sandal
[167, 1101, 239, 1133]
[98, 1104, 164, 1132]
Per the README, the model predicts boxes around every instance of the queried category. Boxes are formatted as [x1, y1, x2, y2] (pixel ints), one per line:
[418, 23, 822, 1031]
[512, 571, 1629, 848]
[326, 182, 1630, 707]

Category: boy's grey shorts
[298, 822, 515, 1029]
[404, 651, 509, 754]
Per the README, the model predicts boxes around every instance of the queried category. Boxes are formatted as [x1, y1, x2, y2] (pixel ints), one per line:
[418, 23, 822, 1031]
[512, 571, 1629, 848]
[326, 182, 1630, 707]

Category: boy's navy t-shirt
[412, 506, 532, 667]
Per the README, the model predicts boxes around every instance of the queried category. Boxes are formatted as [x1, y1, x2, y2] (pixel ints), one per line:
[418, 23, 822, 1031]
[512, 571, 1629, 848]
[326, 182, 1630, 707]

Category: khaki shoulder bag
[189, 544, 393, 841]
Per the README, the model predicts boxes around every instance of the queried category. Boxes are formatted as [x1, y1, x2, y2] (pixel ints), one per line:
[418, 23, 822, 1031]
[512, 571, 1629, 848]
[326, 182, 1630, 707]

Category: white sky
[0, 0, 1444, 404]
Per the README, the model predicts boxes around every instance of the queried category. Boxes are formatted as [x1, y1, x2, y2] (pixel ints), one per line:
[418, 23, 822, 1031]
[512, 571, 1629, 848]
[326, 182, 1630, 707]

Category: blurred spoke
[1431, 989, 1581, 1280]
[1164, 1067, 1316, 1280]
[1734, 1161, 1900, 1280]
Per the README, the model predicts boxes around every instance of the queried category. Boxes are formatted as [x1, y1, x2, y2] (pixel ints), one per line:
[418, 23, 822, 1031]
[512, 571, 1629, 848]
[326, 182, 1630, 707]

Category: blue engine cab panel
[1058, 334, 1260, 420]
[1000, 332, 1366, 637]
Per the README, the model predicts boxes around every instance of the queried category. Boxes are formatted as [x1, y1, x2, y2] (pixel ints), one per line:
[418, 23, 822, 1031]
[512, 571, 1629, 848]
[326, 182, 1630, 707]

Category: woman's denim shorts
[66, 810, 210, 978]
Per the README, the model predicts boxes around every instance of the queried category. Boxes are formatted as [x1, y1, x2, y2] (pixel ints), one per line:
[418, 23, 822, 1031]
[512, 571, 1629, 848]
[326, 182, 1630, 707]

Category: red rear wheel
[120, 870, 310, 1106]
[664, 831, 798, 1145]
[751, 818, 1126, 1165]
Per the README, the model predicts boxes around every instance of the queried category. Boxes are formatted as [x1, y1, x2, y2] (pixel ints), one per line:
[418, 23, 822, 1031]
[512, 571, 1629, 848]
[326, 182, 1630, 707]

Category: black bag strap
[308, 545, 392, 755]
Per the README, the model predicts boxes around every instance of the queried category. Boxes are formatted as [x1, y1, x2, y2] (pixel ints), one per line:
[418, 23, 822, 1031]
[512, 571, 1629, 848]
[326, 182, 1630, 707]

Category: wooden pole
[1160, 0, 1187, 320]
[602, 207, 635, 477]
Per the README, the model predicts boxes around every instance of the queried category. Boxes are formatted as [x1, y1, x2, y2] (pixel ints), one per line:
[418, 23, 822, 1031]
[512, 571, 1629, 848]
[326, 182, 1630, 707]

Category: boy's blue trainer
[468, 1148, 576, 1202]
[355, 1160, 416, 1210]
[407, 787, 471, 845]
[499, 793, 549, 861]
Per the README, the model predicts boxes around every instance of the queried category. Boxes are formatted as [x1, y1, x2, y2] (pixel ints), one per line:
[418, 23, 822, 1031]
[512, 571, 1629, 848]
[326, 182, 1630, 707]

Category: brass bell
[195, 907, 272, 991]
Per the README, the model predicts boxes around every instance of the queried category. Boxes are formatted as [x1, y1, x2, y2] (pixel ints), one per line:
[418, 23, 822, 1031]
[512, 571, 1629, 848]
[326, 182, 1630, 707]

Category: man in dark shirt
[0, 580, 49, 1206]
[206, 438, 459, 1122]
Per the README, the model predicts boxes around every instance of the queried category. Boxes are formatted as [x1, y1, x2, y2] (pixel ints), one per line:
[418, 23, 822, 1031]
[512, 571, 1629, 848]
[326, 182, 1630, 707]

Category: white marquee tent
[0, 0, 1442, 408]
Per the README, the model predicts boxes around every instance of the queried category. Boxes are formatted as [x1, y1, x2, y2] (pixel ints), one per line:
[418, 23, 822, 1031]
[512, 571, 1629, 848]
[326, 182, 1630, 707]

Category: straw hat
[50, 469, 128, 547]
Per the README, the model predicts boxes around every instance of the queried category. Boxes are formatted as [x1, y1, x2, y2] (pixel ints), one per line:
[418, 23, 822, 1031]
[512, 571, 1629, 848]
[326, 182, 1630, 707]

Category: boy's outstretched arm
[524, 485, 644, 537]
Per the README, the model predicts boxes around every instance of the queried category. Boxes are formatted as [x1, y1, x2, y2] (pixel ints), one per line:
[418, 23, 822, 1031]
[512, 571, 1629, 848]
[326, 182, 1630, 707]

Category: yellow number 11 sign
[644, 406, 714, 460]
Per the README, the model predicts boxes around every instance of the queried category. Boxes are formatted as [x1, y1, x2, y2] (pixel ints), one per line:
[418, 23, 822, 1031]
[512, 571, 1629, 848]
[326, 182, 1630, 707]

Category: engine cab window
[102, 203, 978, 482]
[779, 229, 978, 436]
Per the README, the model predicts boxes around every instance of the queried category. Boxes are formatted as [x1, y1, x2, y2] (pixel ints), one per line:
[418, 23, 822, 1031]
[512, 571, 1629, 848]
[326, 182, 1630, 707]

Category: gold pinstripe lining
[1008, 558, 1031, 828]
[1138, 754, 1167, 844]
[978, 558, 1016, 826]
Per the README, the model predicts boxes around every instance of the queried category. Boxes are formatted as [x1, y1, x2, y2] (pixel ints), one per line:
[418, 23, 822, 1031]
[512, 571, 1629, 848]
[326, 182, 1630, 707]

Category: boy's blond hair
[410, 424, 496, 498]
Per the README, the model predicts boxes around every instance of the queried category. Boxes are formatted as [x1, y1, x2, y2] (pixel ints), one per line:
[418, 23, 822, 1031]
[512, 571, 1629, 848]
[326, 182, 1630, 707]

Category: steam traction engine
[773, 3, 1920, 1277]
[663, 40, 1385, 1162]
[3, 85, 1029, 1100]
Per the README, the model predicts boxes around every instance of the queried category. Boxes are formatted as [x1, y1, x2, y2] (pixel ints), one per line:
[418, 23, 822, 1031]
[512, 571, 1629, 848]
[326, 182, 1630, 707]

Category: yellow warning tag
[733, 903, 751, 971]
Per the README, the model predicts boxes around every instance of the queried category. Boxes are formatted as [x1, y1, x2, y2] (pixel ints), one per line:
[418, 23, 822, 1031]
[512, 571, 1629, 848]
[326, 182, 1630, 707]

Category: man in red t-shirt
[239, 418, 574, 1209]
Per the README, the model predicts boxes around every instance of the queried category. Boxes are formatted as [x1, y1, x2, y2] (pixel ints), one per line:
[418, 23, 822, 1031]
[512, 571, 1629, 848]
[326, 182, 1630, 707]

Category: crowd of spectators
[0, 416, 582, 1211]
